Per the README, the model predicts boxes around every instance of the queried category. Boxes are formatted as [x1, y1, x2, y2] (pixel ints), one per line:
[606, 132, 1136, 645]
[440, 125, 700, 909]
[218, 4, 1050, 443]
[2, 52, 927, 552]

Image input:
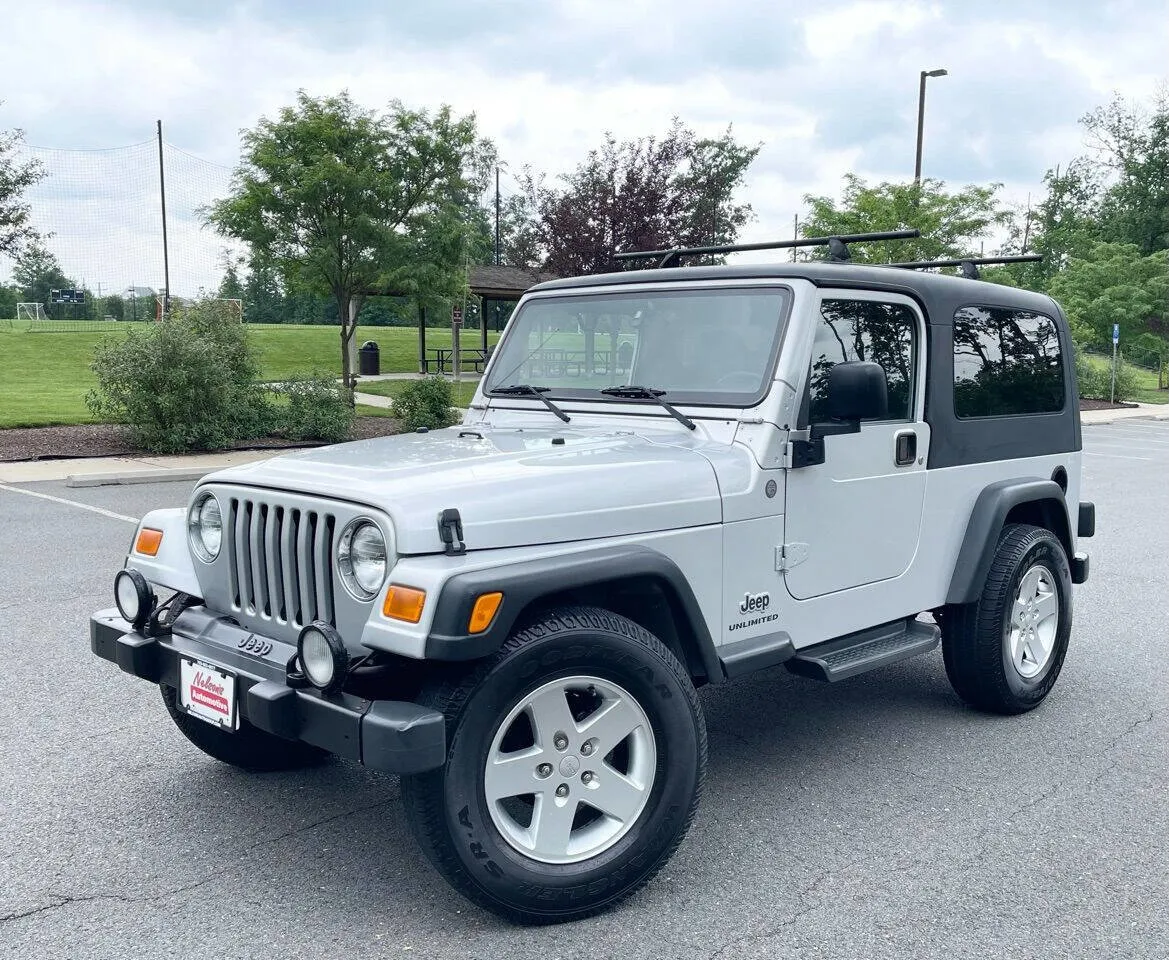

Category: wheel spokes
[529, 792, 579, 856]
[577, 695, 643, 756]
[587, 767, 646, 823]
[1033, 588, 1058, 626]
[484, 746, 543, 803]
[525, 684, 579, 748]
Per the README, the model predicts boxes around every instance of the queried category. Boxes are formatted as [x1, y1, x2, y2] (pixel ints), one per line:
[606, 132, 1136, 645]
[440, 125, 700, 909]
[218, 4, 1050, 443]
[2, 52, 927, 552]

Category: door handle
[894, 429, 917, 466]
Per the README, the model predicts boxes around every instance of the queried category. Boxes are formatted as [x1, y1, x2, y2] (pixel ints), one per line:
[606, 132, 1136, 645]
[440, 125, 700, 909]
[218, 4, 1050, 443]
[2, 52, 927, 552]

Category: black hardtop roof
[528, 261, 1063, 323]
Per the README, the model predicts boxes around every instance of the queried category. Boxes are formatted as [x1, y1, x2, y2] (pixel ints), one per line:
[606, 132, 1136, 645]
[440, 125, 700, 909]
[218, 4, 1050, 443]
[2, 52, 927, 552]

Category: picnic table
[422, 347, 490, 374]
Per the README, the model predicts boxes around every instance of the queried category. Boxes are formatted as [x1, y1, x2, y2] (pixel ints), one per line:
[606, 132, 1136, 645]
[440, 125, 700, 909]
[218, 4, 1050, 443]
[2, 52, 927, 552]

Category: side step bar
[786, 618, 940, 683]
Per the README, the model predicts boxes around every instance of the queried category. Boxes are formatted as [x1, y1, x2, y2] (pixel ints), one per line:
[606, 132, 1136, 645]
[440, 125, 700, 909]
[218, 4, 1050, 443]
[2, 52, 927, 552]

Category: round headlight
[188, 492, 222, 562]
[114, 568, 155, 631]
[337, 520, 388, 600]
[297, 622, 349, 693]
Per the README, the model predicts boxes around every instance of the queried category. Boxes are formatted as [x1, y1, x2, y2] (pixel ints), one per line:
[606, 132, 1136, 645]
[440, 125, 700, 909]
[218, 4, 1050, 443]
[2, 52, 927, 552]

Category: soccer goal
[16, 303, 49, 322]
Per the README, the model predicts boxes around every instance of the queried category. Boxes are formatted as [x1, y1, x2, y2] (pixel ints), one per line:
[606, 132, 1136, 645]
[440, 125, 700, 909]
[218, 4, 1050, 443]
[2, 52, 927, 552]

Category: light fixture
[297, 622, 349, 693]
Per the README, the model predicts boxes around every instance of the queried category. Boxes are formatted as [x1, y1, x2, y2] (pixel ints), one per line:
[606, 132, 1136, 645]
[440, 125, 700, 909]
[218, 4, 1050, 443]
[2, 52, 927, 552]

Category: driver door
[782, 291, 930, 601]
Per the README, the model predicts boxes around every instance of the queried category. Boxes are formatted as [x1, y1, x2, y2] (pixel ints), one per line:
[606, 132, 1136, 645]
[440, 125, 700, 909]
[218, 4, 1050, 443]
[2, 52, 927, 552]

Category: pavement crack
[705, 866, 834, 959]
[0, 800, 396, 928]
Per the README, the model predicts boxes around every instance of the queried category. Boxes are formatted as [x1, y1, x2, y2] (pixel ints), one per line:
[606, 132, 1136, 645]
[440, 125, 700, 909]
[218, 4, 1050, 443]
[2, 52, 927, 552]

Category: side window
[953, 307, 1064, 418]
[808, 299, 918, 422]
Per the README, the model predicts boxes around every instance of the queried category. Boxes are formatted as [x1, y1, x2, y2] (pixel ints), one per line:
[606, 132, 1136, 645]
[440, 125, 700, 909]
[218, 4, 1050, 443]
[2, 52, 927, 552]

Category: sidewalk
[3, 405, 1165, 487]
[0, 449, 279, 486]
[1080, 402, 1169, 425]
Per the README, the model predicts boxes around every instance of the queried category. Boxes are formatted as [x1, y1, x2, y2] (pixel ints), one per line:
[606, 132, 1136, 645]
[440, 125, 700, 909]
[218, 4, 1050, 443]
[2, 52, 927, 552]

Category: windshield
[485, 287, 791, 406]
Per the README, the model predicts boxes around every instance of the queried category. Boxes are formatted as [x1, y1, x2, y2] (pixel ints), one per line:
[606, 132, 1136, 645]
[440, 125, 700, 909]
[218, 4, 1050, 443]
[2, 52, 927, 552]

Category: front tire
[402, 606, 707, 924]
[941, 523, 1073, 715]
[161, 685, 329, 771]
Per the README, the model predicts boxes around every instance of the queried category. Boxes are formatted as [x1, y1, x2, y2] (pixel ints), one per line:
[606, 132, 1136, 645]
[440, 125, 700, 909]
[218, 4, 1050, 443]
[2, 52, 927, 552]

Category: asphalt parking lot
[1, 420, 1167, 960]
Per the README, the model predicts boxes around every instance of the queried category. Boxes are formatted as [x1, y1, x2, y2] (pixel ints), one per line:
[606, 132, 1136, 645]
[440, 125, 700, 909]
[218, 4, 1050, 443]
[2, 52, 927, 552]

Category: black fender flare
[423, 544, 725, 681]
[946, 478, 1073, 606]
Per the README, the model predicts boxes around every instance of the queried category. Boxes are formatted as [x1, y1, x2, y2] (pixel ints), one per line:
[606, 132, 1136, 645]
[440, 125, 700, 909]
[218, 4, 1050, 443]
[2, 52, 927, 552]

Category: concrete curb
[65, 468, 212, 488]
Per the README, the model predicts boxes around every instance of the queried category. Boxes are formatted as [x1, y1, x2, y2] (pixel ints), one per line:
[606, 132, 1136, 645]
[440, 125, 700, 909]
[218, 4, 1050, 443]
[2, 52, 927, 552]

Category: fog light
[114, 568, 155, 631]
[297, 622, 349, 694]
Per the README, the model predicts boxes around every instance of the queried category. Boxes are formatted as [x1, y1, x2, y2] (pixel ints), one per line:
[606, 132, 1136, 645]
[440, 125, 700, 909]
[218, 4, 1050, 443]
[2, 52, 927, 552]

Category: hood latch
[438, 508, 466, 556]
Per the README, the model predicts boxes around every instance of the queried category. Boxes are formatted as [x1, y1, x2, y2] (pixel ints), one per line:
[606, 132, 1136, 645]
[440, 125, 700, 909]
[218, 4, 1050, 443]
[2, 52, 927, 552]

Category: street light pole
[914, 68, 948, 185]
[494, 164, 501, 266]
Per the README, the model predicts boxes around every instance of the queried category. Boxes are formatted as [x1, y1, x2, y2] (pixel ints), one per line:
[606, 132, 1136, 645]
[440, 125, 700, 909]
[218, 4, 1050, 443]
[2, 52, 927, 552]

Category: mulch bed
[0, 399, 1139, 463]
[1079, 398, 1140, 411]
[0, 418, 402, 463]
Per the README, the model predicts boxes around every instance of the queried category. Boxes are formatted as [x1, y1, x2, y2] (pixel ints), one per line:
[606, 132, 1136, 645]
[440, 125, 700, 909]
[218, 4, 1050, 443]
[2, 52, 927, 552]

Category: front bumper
[90, 608, 446, 774]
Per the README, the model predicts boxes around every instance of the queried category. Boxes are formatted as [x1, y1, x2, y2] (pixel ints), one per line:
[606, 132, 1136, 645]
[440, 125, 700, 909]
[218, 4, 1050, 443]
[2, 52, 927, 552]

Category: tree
[997, 159, 1102, 290]
[0, 113, 45, 260]
[1082, 92, 1169, 255]
[1047, 242, 1169, 355]
[0, 282, 17, 319]
[209, 90, 494, 396]
[13, 243, 71, 304]
[508, 121, 758, 276]
[217, 250, 245, 302]
[799, 175, 1011, 264]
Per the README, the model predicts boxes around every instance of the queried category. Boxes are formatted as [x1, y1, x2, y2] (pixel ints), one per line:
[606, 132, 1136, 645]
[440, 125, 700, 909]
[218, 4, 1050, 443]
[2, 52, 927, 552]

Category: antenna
[614, 230, 921, 269]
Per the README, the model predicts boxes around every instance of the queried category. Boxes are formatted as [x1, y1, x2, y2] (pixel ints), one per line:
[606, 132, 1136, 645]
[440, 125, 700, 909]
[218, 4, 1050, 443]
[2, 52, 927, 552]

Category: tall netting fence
[1, 135, 239, 331]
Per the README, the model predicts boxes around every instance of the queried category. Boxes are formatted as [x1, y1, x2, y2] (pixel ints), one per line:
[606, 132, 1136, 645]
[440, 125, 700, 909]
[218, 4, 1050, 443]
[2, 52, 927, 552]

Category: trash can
[358, 340, 380, 376]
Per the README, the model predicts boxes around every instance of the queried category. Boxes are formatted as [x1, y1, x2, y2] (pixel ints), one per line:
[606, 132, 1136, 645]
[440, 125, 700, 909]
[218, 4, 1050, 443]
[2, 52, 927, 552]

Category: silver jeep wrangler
[92, 233, 1094, 923]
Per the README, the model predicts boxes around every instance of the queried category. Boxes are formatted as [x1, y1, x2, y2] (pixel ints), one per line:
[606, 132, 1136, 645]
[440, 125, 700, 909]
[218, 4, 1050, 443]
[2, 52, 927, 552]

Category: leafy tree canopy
[13, 243, 71, 304]
[0, 112, 45, 261]
[799, 175, 1011, 264]
[1082, 92, 1169, 255]
[1046, 242, 1169, 355]
[502, 120, 759, 275]
[209, 90, 495, 392]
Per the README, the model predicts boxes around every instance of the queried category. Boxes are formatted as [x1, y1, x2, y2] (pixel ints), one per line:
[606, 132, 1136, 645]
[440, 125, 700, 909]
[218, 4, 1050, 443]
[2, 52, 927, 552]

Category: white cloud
[1, 0, 1166, 291]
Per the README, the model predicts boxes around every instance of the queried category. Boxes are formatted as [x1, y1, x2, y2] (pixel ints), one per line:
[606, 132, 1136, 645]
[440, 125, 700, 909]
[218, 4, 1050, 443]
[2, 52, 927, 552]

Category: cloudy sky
[2, 0, 1167, 295]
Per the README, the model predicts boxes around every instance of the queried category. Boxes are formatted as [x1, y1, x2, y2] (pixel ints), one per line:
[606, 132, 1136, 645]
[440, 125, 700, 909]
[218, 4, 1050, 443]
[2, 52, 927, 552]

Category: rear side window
[808, 299, 918, 422]
[953, 307, 1064, 418]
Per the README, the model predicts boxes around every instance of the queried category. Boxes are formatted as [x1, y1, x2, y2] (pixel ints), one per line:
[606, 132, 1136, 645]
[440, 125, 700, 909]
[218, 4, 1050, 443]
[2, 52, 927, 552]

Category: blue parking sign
[1113, 323, 1120, 344]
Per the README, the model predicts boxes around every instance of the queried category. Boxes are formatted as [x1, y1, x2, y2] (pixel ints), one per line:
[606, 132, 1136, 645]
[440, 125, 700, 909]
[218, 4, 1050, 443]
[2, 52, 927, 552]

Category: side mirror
[826, 361, 888, 422]
[792, 361, 891, 469]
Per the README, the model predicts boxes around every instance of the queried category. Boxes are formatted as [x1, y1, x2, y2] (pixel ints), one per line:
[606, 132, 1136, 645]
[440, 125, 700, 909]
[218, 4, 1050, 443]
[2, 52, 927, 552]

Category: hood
[205, 425, 724, 554]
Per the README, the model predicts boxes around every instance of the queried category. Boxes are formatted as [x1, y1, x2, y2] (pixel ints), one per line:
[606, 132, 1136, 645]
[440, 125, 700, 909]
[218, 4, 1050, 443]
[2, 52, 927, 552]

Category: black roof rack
[888, 253, 1042, 280]
[614, 230, 921, 269]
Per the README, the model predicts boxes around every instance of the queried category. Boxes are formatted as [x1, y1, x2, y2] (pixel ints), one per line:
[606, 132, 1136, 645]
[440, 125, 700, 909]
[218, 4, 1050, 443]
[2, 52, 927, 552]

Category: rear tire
[941, 523, 1072, 715]
[402, 605, 707, 924]
[161, 685, 328, 771]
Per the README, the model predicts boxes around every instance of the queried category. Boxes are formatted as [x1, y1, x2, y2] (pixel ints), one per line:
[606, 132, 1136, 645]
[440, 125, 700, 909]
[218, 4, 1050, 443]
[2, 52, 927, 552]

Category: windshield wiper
[492, 384, 571, 423]
[599, 385, 696, 430]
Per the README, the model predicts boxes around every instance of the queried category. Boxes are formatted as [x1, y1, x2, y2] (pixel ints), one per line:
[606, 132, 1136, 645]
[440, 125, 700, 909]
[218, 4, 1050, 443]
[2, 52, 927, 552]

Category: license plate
[179, 658, 237, 731]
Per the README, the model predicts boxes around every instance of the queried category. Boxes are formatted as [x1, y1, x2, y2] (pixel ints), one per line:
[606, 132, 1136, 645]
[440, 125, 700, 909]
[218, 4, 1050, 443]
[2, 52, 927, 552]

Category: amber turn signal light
[135, 528, 163, 556]
[383, 585, 426, 623]
[468, 592, 503, 634]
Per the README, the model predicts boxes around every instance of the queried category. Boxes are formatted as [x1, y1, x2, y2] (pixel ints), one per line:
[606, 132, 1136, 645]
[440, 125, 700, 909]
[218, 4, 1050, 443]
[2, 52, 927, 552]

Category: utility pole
[156, 120, 171, 314]
[792, 214, 799, 262]
[914, 69, 948, 185]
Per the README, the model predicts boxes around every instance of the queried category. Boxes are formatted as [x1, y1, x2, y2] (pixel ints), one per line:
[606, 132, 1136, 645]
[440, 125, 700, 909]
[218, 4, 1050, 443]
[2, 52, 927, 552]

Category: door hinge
[775, 542, 809, 572]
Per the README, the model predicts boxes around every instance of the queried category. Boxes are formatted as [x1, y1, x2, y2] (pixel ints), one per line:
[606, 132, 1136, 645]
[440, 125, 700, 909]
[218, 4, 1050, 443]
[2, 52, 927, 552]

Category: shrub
[87, 299, 270, 452]
[273, 373, 355, 443]
[1074, 348, 1140, 403]
[390, 376, 459, 431]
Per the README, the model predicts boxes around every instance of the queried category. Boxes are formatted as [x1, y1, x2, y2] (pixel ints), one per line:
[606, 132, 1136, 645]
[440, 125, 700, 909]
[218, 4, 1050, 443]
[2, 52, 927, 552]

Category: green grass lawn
[0, 323, 499, 428]
[355, 377, 482, 407]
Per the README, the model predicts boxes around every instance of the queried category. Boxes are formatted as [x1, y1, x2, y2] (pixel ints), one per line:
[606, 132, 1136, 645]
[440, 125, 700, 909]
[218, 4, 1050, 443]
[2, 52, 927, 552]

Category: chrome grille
[225, 496, 336, 629]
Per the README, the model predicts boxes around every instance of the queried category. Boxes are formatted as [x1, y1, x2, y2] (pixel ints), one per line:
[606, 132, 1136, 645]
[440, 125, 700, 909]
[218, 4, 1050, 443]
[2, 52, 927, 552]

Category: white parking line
[1090, 430, 1169, 445]
[1082, 451, 1154, 461]
[0, 482, 137, 524]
